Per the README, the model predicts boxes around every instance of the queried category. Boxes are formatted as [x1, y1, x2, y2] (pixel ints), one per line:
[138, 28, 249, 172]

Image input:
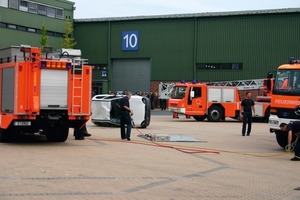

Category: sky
[72, 0, 300, 19]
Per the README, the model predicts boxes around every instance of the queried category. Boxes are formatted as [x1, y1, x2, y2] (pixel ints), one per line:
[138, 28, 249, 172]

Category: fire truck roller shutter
[112, 59, 151, 93]
[40, 69, 68, 109]
[2, 68, 14, 112]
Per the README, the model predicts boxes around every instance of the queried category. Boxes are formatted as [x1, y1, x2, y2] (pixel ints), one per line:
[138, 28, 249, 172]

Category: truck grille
[275, 108, 300, 119]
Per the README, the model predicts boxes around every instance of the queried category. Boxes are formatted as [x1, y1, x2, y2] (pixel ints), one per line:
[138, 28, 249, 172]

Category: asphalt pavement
[0, 110, 299, 200]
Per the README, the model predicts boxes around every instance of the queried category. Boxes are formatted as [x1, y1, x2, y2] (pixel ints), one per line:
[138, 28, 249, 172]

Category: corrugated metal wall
[74, 22, 109, 64]
[109, 19, 195, 80]
[196, 13, 300, 81]
[74, 11, 300, 83]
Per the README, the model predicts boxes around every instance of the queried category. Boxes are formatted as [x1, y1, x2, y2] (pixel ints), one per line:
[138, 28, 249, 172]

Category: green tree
[40, 24, 48, 47]
[62, 20, 77, 49]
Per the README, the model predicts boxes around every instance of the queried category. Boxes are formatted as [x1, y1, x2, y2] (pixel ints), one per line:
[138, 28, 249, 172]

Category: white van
[91, 95, 151, 128]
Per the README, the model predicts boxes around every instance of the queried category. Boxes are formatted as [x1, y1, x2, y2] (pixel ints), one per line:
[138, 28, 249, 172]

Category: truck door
[187, 86, 206, 115]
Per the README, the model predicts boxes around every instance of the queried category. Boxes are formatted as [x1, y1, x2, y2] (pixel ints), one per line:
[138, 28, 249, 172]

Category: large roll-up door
[40, 69, 68, 109]
[112, 59, 151, 93]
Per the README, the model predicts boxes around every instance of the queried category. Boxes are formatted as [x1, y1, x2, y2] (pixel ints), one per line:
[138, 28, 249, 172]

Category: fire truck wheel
[264, 107, 270, 122]
[193, 116, 207, 121]
[0, 129, 11, 142]
[92, 122, 103, 126]
[207, 106, 223, 122]
[275, 130, 297, 149]
[46, 126, 69, 142]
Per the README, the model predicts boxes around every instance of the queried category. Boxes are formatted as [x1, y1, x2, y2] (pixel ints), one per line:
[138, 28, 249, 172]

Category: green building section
[0, 0, 74, 49]
[74, 9, 300, 87]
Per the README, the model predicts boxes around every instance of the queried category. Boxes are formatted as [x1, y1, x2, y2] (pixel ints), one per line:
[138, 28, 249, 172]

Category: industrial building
[74, 8, 300, 94]
[1, 1, 299, 94]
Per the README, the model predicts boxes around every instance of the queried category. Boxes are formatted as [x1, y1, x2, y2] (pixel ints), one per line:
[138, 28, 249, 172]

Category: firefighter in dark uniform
[240, 92, 255, 136]
[279, 121, 300, 161]
[119, 91, 133, 141]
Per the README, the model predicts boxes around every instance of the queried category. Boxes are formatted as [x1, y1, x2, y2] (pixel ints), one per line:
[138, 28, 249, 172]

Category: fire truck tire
[0, 129, 11, 142]
[275, 130, 287, 148]
[264, 107, 270, 122]
[275, 130, 297, 149]
[46, 126, 69, 142]
[92, 122, 103, 126]
[193, 116, 207, 121]
[207, 106, 223, 122]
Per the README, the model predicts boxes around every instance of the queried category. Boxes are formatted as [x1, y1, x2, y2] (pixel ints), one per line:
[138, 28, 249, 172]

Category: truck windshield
[170, 86, 186, 99]
[273, 69, 300, 96]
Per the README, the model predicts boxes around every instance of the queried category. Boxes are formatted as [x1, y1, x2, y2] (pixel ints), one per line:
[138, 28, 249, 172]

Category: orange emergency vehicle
[0, 45, 92, 142]
[168, 81, 270, 122]
[269, 57, 300, 148]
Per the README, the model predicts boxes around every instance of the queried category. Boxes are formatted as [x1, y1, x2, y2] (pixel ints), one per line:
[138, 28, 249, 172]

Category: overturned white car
[91, 95, 151, 128]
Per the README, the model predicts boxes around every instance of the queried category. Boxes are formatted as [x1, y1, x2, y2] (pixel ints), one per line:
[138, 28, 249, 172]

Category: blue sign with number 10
[122, 31, 139, 51]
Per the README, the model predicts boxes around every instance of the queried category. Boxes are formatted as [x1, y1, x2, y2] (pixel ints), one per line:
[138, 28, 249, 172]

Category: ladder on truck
[71, 58, 88, 115]
[205, 79, 265, 90]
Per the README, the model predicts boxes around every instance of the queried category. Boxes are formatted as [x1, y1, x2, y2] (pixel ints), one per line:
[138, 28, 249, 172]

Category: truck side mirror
[267, 72, 273, 79]
[190, 91, 195, 98]
[263, 79, 271, 91]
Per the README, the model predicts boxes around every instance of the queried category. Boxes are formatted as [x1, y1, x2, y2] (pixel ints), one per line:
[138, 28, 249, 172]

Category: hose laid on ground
[130, 124, 294, 158]
[87, 124, 294, 158]
[88, 137, 220, 155]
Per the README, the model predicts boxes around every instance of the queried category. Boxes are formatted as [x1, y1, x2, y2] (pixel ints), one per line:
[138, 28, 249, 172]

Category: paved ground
[0, 110, 299, 200]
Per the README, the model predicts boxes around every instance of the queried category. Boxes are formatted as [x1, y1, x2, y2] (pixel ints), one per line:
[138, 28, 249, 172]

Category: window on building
[46, 31, 54, 36]
[4, 1, 65, 20]
[19, 0, 28, 11]
[27, 27, 36, 32]
[197, 63, 243, 70]
[0, 0, 8, 7]
[54, 32, 63, 37]
[37, 4, 46, 15]
[0, 22, 6, 28]
[7, 24, 17, 29]
[47, 6, 55, 18]
[28, 2, 37, 13]
[17, 25, 27, 31]
[8, 0, 18, 9]
[56, 8, 63, 19]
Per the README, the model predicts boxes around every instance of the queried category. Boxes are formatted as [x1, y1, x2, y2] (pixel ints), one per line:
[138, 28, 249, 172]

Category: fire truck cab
[269, 58, 300, 148]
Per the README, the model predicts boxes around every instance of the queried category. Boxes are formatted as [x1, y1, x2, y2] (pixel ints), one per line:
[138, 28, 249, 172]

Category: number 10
[123, 33, 137, 48]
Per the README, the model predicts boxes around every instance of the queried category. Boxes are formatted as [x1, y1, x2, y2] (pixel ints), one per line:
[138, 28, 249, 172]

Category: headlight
[269, 120, 279, 125]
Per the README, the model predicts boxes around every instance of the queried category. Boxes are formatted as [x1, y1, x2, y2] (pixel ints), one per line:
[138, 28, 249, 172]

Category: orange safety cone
[173, 112, 179, 118]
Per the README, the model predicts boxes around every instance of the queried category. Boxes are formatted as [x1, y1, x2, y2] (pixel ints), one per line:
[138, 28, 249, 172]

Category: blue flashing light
[289, 57, 296, 64]
[66, 63, 72, 69]
[181, 80, 185, 84]
[41, 61, 47, 68]
[192, 79, 197, 84]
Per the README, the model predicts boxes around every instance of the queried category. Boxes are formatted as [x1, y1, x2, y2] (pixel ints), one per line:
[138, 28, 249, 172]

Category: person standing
[240, 92, 255, 136]
[74, 124, 90, 140]
[279, 121, 300, 161]
[119, 91, 133, 141]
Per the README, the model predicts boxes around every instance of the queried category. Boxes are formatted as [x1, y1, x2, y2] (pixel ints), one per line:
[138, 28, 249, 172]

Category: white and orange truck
[0, 45, 92, 142]
[269, 57, 300, 148]
[167, 81, 270, 122]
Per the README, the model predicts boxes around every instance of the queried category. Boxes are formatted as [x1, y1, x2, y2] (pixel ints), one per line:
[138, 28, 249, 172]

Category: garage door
[112, 59, 151, 93]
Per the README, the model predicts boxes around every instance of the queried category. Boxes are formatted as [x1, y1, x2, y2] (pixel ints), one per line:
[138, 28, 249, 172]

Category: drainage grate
[294, 187, 300, 191]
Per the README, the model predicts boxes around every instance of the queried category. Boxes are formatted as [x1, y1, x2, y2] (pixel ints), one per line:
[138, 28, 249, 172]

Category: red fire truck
[0, 45, 92, 142]
[168, 81, 270, 122]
